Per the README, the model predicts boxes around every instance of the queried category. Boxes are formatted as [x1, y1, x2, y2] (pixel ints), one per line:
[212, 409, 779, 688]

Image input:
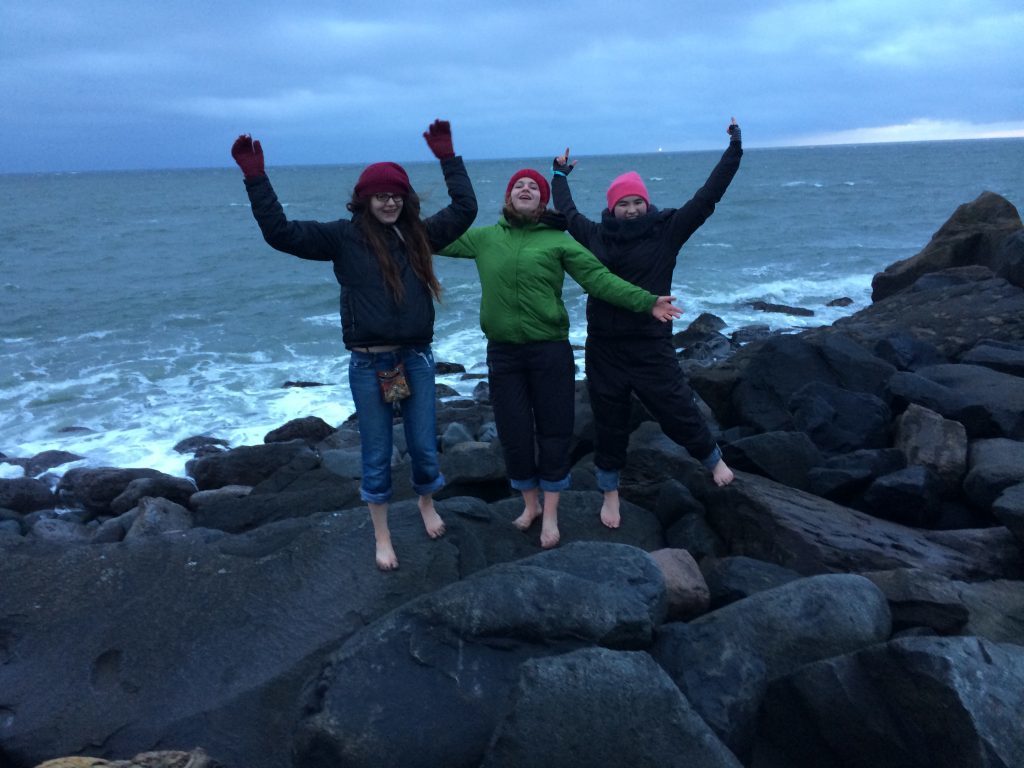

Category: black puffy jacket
[552, 141, 741, 339]
[244, 156, 477, 349]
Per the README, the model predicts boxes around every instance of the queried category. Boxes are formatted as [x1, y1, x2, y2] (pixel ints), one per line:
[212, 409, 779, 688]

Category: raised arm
[421, 119, 478, 249]
[550, 148, 602, 249]
[664, 118, 744, 247]
[231, 135, 338, 261]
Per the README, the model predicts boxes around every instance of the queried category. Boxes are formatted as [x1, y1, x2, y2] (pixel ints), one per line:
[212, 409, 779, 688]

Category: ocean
[2, 138, 1022, 478]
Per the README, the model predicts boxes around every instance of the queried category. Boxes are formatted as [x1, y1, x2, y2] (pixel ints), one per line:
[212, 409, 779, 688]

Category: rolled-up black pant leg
[487, 342, 537, 483]
[528, 340, 576, 484]
[585, 338, 634, 473]
[632, 338, 717, 463]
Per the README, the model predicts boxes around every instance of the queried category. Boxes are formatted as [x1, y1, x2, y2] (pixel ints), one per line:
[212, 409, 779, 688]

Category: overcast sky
[2, 0, 1022, 173]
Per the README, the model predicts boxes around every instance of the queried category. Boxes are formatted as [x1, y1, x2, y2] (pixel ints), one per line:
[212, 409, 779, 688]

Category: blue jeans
[348, 345, 444, 504]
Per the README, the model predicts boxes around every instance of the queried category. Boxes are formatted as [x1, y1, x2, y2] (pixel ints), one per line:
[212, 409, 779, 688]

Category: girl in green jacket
[441, 169, 679, 548]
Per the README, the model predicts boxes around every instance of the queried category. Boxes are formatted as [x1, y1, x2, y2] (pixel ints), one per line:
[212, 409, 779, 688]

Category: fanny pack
[378, 362, 411, 403]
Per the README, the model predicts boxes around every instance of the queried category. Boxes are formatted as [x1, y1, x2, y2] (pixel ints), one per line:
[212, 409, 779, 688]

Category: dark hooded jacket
[244, 156, 477, 349]
[551, 140, 741, 339]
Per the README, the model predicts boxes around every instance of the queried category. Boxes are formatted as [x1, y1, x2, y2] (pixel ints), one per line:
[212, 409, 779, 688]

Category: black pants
[585, 335, 717, 472]
[487, 340, 575, 490]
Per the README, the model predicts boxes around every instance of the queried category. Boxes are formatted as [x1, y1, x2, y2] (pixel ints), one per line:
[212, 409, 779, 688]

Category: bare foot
[418, 496, 446, 539]
[369, 502, 398, 570]
[712, 459, 735, 487]
[514, 487, 542, 530]
[514, 505, 541, 531]
[375, 540, 398, 571]
[540, 519, 560, 549]
[599, 490, 621, 529]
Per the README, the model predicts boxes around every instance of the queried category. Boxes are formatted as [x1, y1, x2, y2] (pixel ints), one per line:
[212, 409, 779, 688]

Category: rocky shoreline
[2, 191, 1024, 768]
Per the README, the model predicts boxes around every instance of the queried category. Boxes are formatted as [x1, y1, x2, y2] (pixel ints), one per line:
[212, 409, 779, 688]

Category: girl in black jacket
[231, 120, 477, 570]
[551, 119, 742, 528]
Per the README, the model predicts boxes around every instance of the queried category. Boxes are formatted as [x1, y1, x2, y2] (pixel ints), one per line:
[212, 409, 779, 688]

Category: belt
[352, 345, 401, 353]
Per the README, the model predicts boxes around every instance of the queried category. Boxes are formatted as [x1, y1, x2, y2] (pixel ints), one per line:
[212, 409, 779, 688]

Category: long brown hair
[347, 192, 442, 302]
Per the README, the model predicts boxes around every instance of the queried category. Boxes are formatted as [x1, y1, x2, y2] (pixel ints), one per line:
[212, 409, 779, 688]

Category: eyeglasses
[373, 193, 404, 204]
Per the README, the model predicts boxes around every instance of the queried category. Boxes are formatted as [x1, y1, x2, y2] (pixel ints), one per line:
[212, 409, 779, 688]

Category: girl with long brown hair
[232, 120, 477, 570]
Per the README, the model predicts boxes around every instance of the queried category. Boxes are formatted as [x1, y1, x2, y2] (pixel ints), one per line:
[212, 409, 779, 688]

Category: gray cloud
[1, 0, 1021, 172]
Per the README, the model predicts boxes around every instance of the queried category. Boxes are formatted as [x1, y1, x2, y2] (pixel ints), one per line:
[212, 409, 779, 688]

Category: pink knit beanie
[605, 171, 650, 210]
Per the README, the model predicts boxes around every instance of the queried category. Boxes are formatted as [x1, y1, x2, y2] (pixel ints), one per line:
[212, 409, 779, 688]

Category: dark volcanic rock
[186, 440, 319, 491]
[871, 191, 1023, 301]
[0, 505, 474, 768]
[723, 431, 822, 491]
[861, 465, 944, 528]
[958, 338, 1024, 377]
[757, 635, 1024, 768]
[480, 647, 742, 768]
[702, 472, 1023, 580]
[57, 467, 165, 515]
[889, 363, 1024, 439]
[787, 381, 891, 454]
[837, 275, 1024, 359]
[963, 438, 1024, 510]
[651, 573, 890, 760]
[293, 543, 669, 768]
[263, 415, 336, 444]
[0, 477, 56, 514]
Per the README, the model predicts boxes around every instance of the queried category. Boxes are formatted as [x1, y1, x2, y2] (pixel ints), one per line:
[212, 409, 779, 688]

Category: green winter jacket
[440, 216, 657, 344]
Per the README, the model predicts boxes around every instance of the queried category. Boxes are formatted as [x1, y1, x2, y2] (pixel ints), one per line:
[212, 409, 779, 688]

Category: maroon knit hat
[354, 162, 412, 198]
[505, 168, 550, 207]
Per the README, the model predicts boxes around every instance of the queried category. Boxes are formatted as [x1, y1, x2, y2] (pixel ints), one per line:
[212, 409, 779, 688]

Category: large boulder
[701, 472, 1023, 580]
[836, 274, 1024, 359]
[894, 403, 968, 491]
[293, 543, 668, 768]
[651, 573, 890, 760]
[723, 431, 822, 490]
[0, 477, 56, 513]
[186, 440, 319, 491]
[480, 648, 742, 768]
[787, 381, 891, 454]
[889, 363, 1024, 440]
[962, 438, 1024, 509]
[0, 504, 476, 768]
[959, 339, 1024, 376]
[56, 467, 165, 515]
[757, 635, 1024, 768]
[871, 191, 1023, 301]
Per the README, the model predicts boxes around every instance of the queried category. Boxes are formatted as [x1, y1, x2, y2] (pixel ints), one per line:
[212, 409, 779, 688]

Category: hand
[423, 119, 455, 160]
[652, 296, 683, 323]
[552, 147, 576, 176]
[727, 117, 742, 144]
[231, 134, 264, 179]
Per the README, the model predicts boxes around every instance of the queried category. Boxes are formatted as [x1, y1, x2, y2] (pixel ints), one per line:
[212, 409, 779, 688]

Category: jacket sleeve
[244, 175, 342, 261]
[560, 238, 656, 313]
[424, 156, 478, 251]
[437, 226, 482, 260]
[551, 173, 602, 249]
[664, 139, 743, 248]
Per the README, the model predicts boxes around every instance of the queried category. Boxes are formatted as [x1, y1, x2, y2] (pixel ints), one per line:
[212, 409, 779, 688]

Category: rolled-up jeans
[348, 344, 444, 504]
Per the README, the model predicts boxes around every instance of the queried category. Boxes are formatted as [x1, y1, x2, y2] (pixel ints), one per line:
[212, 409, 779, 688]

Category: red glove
[231, 134, 265, 178]
[423, 119, 455, 160]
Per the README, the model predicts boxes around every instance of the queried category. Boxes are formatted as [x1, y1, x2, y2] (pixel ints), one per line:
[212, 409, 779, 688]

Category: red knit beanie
[606, 171, 650, 210]
[505, 168, 550, 207]
[354, 162, 412, 198]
